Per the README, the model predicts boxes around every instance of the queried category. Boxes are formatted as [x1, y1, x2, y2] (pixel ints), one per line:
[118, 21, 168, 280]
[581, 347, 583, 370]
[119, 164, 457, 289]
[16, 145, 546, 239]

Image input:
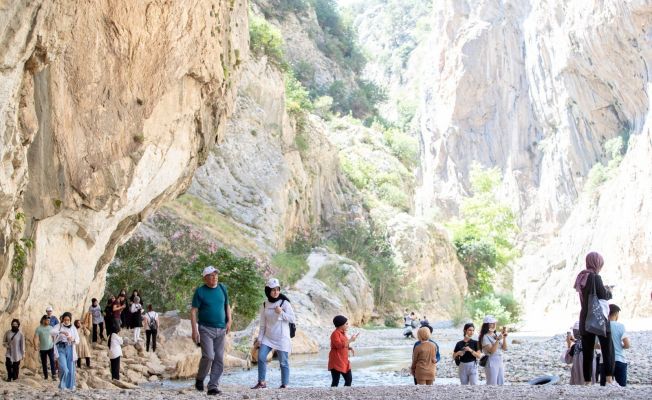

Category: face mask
[11, 326, 19, 332]
[63, 323, 71, 328]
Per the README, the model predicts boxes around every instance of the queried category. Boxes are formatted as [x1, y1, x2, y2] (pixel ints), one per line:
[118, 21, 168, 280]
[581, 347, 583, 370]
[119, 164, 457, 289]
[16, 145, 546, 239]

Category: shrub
[271, 252, 309, 286]
[496, 292, 522, 324]
[249, 15, 285, 66]
[383, 127, 420, 169]
[467, 294, 512, 327]
[285, 72, 313, 117]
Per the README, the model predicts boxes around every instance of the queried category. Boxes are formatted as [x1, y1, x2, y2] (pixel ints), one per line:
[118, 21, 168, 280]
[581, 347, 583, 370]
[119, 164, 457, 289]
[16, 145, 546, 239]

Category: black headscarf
[264, 286, 290, 304]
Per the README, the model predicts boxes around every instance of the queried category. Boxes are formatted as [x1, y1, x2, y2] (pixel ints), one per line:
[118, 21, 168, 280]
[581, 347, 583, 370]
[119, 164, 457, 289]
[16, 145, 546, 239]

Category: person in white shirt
[108, 325, 124, 380]
[51, 312, 80, 390]
[130, 296, 143, 343]
[251, 278, 295, 389]
[143, 304, 159, 352]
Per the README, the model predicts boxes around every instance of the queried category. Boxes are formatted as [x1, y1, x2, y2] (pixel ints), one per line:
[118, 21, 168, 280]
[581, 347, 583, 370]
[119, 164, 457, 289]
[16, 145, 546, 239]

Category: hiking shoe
[207, 388, 221, 395]
[279, 384, 287, 388]
[195, 379, 204, 391]
[251, 382, 267, 389]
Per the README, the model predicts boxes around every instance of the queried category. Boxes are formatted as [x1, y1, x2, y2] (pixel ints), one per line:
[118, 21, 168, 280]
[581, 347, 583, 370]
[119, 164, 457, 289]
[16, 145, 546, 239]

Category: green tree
[450, 164, 519, 295]
[249, 15, 285, 66]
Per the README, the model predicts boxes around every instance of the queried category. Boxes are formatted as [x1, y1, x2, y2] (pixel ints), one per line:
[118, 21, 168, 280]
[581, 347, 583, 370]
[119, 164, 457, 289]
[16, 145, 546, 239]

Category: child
[608, 304, 630, 386]
[108, 326, 123, 380]
[328, 315, 359, 387]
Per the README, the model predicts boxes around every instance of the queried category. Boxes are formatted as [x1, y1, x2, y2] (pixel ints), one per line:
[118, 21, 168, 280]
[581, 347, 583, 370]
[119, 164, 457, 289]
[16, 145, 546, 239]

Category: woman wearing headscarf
[478, 315, 507, 385]
[251, 278, 295, 389]
[3, 319, 25, 381]
[574, 251, 616, 385]
[51, 312, 80, 390]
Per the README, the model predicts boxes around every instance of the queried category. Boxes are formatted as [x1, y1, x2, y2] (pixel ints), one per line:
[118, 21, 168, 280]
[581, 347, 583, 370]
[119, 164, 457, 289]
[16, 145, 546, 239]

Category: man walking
[191, 266, 231, 396]
[608, 304, 630, 386]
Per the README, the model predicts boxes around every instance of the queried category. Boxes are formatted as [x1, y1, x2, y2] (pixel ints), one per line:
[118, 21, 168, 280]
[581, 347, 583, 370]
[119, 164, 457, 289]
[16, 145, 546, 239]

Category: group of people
[402, 311, 430, 338]
[3, 291, 160, 388]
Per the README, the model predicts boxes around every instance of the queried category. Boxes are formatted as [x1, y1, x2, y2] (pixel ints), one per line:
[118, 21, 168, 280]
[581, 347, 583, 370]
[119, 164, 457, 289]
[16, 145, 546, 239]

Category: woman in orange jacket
[328, 315, 359, 387]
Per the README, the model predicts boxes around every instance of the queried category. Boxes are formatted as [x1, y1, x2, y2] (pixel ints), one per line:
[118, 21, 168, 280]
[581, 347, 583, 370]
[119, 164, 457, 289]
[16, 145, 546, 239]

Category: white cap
[202, 265, 218, 277]
[266, 278, 280, 289]
[483, 315, 497, 324]
[46, 306, 53, 312]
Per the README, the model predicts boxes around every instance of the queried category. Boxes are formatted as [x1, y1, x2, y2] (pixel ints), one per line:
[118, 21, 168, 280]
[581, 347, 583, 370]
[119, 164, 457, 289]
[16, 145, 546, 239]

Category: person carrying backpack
[251, 278, 295, 389]
[144, 304, 159, 352]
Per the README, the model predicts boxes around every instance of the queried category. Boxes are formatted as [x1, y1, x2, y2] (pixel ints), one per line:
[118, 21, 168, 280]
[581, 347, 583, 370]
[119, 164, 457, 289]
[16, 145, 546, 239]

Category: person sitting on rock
[3, 319, 25, 382]
[108, 325, 123, 380]
[328, 315, 359, 387]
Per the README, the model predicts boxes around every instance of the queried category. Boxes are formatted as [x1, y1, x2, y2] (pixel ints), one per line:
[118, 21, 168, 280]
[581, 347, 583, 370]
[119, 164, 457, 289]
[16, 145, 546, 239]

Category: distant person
[51, 312, 79, 390]
[251, 278, 296, 389]
[479, 315, 507, 385]
[128, 290, 143, 330]
[130, 296, 143, 343]
[108, 325, 123, 380]
[34, 315, 56, 380]
[403, 325, 415, 339]
[411, 326, 437, 385]
[608, 304, 629, 386]
[453, 323, 481, 385]
[104, 297, 115, 335]
[3, 319, 25, 381]
[88, 298, 105, 343]
[191, 266, 231, 395]
[112, 294, 126, 331]
[144, 304, 159, 352]
[74, 319, 91, 369]
[574, 251, 616, 385]
[46, 306, 59, 327]
[419, 316, 429, 327]
[118, 289, 128, 327]
[328, 315, 359, 387]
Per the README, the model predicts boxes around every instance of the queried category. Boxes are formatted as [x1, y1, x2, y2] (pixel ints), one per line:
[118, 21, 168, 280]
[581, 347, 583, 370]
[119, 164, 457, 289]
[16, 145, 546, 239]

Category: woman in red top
[328, 315, 359, 387]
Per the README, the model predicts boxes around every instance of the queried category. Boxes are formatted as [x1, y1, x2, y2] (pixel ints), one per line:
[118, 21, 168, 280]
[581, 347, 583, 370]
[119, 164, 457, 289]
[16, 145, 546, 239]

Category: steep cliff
[0, 1, 247, 327]
[356, 0, 652, 322]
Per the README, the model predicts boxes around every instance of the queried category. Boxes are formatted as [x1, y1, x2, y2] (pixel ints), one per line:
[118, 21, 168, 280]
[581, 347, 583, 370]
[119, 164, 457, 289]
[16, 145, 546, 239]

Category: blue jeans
[257, 344, 289, 386]
[56, 343, 75, 389]
[614, 361, 627, 386]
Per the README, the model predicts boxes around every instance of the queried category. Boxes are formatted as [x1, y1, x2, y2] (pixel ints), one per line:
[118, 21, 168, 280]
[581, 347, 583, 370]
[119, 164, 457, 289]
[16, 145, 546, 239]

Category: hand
[463, 346, 471, 352]
[191, 328, 199, 344]
[349, 348, 355, 356]
[275, 306, 283, 314]
[253, 338, 260, 349]
[226, 320, 232, 334]
[350, 332, 360, 342]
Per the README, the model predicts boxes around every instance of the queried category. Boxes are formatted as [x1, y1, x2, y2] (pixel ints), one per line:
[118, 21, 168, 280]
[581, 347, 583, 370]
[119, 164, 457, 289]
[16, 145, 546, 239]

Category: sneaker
[279, 385, 287, 389]
[207, 388, 221, 395]
[195, 379, 204, 391]
[251, 382, 267, 389]
[608, 381, 621, 387]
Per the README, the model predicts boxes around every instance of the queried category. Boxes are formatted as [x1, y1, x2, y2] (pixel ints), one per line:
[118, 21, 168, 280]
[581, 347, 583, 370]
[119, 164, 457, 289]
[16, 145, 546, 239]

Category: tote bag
[585, 275, 607, 337]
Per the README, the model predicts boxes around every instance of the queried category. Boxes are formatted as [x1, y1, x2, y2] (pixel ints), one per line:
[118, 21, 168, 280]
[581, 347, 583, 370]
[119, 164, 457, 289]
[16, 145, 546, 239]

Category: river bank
[3, 382, 652, 399]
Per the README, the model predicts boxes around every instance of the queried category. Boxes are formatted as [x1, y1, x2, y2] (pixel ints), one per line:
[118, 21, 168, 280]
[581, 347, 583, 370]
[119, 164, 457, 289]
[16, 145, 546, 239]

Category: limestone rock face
[386, 213, 468, 320]
[0, 1, 247, 328]
[160, 57, 354, 253]
[357, 0, 652, 322]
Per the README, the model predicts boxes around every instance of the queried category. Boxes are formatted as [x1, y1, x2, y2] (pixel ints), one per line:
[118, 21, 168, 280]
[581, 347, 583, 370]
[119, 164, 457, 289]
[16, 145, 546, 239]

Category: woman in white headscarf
[251, 278, 295, 389]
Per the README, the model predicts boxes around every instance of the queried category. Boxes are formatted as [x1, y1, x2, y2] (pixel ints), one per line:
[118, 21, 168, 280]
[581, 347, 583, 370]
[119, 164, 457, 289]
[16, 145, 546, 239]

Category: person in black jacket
[574, 251, 616, 386]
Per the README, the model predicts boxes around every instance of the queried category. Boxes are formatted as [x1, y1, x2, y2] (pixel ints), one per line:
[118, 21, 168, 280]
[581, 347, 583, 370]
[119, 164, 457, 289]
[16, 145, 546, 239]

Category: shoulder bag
[585, 274, 607, 337]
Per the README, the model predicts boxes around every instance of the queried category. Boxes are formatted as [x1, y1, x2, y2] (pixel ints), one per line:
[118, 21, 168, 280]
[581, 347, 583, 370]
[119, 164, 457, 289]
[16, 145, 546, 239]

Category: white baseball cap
[46, 306, 53, 312]
[202, 266, 218, 277]
[483, 315, 497, 324]
[266, 278, 280, 289]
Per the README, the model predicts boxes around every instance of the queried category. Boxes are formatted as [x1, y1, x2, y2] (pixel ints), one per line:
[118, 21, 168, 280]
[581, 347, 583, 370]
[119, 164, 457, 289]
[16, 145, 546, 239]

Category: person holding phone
[478, 316, 507, 385]
[328, 315, 359, 387]
[453, 323, 482, 384]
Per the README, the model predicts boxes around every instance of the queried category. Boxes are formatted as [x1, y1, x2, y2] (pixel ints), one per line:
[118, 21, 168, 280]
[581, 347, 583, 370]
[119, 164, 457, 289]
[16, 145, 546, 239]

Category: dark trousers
[330, 369, 352, 387]
[39, 348, 56, 378]
[92, 322, 105, 342]
[613, 361, 627, 386]
[582, 332, 614, 383]
[5, 357, 19, 381]
[110, 357, 120, 380]
[76, 357, 91, 368]
[146, 329, 157, 352]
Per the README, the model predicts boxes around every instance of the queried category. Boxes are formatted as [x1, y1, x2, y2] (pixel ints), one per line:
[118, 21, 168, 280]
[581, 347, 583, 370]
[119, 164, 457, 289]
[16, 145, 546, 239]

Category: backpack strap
[219, 283, 229, 323]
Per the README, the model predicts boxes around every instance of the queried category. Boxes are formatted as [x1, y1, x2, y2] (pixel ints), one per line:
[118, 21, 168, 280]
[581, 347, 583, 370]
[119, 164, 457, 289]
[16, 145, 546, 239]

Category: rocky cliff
[356, 0, 652, 323]
[0, 1, 247, 328]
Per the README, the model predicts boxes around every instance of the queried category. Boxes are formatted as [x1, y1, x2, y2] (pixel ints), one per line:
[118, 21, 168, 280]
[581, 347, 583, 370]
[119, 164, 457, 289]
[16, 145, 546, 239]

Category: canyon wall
[0, 0, 247, 328]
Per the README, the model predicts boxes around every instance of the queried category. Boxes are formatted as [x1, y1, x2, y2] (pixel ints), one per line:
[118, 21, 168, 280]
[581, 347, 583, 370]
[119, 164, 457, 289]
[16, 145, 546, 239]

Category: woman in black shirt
[453, 323, 482, 385]
[574, 251, 615, 385]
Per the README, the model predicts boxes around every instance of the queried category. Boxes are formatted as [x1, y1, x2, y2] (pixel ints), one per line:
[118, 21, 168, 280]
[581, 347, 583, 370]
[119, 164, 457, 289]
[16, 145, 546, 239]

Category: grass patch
[315, 262, 350, 291]
[271, 252, 309, 286]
